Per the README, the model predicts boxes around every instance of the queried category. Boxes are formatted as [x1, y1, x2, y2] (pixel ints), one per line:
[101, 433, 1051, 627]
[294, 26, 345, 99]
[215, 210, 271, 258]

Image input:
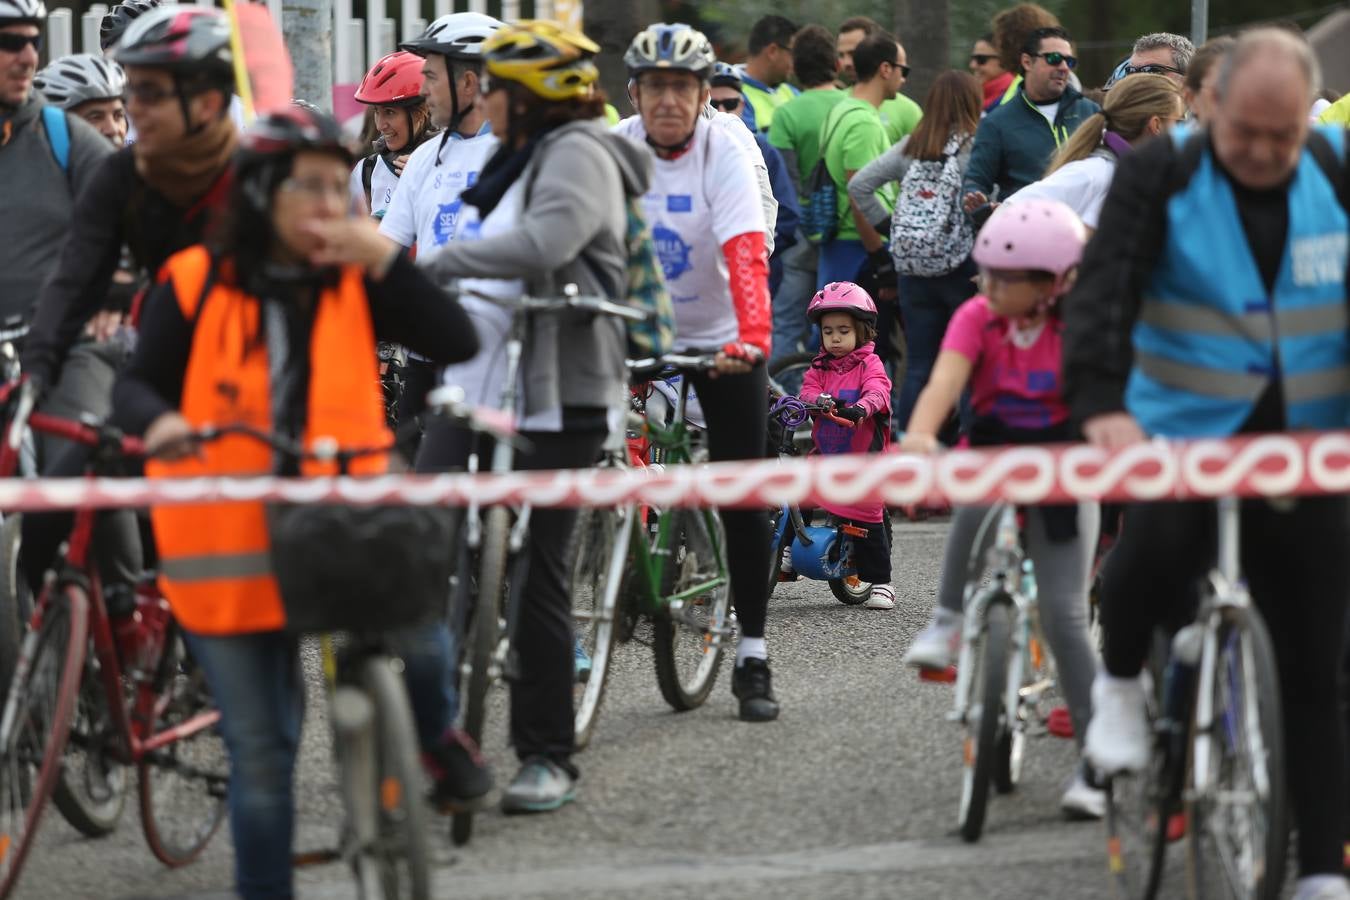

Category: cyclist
[1064, 29, 1350, 898]
[98, 0, 158, 53]
[615, 22, 780, 722]
[349, 50, 434, 219]
[33, 52, 128, 146]
[379, 11, 503, 434]
[900, 198, 1103, 819]
[114, 107, 487, 900]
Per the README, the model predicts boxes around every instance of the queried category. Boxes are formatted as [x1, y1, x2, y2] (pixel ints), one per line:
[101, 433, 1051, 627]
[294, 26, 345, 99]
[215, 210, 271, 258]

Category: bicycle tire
[768, 351, 817, 398]
[453, 505, 510, 847]
[354, 655, 431, 900]
[1185, 607, 1288, 900]
[652, 509, 731, 711]
[570, 506, 629, 751]
[138, 633, 227, 867]
[0, 517, 26, 743]
[958, 599, 1010, 843]
[0, 585, 88, 900]
[766, 507, 786, 599]
[828, 576, 873, 606]
[51, 652, 127, 838]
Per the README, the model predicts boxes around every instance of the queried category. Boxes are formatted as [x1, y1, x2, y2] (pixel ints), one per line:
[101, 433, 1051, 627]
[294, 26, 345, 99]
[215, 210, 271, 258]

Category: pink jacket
[799, 342, 892, 523]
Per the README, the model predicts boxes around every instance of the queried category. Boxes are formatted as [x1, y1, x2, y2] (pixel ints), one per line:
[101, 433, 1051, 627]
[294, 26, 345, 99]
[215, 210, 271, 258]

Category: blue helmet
[624, 23, 715, 80]
[710, 61, 741, 89]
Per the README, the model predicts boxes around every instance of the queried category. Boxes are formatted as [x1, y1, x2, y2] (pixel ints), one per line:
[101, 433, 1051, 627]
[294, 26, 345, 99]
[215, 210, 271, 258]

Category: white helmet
[34, 54, 127, 109]
[399, 11, 502, 60]
[0, 0, 45, 23]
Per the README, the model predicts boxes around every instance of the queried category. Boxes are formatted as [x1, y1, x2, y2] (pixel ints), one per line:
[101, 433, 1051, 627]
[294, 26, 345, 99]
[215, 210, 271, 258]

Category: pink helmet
[807, 281, 877, 325]
[972, 198, 1087, 294]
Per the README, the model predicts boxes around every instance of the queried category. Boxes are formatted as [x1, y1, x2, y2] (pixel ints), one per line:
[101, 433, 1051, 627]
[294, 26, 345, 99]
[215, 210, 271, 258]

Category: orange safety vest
[144, 245, 391, 635]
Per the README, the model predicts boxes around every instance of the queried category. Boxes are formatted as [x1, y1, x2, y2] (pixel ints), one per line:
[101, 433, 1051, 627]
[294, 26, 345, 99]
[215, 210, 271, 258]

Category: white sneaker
[902, 610, 962, 668]
[1292, 876, 1350, 900]
[1060, 767, 1106, 820]
[863, 584, 895, 610]
[1084, 674, 1151, 775]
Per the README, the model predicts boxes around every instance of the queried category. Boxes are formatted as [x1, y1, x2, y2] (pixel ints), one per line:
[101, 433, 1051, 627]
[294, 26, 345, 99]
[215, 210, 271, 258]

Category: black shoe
[424, 728, 492, 813]
[732, 657, 780, 722]
[501, 756, 576, 815]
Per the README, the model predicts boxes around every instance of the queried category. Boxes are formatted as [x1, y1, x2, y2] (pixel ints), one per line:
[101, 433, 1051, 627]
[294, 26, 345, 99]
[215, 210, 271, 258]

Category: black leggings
[688, 365, 771, 640]
[1100, 497, 1350, 877]
[416, 419, 605, 771]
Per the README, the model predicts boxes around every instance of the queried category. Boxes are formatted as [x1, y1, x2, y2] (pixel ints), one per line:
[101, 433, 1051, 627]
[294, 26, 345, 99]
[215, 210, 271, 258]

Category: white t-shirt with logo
[612, 115, 767, 350]
[349, 155, 400, 218]
[379, 126, 498, 251]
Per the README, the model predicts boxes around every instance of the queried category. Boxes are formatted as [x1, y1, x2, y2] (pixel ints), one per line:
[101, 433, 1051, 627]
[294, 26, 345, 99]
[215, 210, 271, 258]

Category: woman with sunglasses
[969, 33, 1012, 112]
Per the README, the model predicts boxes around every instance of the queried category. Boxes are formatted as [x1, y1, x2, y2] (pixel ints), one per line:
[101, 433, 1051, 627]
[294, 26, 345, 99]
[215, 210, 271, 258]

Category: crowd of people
[0, 0, 1348, 897]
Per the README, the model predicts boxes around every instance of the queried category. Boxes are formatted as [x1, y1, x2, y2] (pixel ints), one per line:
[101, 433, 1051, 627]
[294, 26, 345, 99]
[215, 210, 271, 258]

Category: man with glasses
[735, 14, 798, 133]
[961, 25, 1098, 219]
[1120, 32, 1194, 85]
[836, 16, 921, 145]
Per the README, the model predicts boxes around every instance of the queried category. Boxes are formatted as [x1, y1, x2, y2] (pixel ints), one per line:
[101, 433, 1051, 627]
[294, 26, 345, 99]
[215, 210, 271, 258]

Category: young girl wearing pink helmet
[798, 281, 896, 610]
[899, 199, 1106, 819]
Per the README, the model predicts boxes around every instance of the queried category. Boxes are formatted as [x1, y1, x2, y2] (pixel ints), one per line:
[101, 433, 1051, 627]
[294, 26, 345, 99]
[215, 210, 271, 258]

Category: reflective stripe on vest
[145, 245, 390, 635]
[1125, 127, 1350, 438]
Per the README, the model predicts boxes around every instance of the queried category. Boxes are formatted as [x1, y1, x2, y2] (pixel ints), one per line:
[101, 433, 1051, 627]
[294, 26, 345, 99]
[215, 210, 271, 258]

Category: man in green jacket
[961, 25, 1099, 216]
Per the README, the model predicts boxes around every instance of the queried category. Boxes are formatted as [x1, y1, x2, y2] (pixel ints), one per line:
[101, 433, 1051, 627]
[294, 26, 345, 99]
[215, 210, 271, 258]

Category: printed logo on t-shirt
[467, 171, 479, 187]
[653, 225, 692, 281]
[815, 388, 860, 454]
[433, 199, 463, 246]
[667, 195, 693, 213]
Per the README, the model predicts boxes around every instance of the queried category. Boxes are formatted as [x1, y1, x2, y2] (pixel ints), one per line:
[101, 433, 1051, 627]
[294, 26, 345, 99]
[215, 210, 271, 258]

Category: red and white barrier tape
[2, 432, 1349, 512]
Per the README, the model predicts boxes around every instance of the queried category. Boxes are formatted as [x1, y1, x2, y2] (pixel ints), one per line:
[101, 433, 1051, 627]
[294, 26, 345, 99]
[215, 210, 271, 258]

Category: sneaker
[1084, 674, 1151, 775]
[902, 610, 962, 669]
[1060, 764, 1106, 820]
[731, 657, 780, 722]
[1291, 876, 1350, 900]
[574, 636, 592, 684]
[500, 756, 576, 815]
[863, 584, 896, 610]
[777, 546, 798, 582]
[424, 728, 492, 813]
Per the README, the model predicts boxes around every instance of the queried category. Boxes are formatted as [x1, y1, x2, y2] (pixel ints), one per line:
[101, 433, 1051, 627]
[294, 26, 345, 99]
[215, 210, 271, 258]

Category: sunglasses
[1124, 62, 1183, 77]
[125, 81, 179, 106]
[886, 60, 911, 78]
[969, 54, 996, 65]
[1031, 51, 1077, 70]
[710, 97, 742, 112]
[0, 32, 40, 53]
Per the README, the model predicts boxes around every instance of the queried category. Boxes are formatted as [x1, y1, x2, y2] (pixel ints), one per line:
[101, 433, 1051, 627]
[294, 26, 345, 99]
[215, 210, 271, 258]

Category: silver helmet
[34, 54, 127, 109]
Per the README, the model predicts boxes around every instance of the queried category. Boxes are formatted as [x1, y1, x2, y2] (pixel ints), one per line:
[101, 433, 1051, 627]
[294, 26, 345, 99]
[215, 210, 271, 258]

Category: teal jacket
[961, 84, 1099, 202]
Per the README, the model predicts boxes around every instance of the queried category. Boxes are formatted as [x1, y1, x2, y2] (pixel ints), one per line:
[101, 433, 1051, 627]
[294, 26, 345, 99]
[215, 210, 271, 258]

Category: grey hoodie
[423, 118, 652, 419]
[0, 92, 112, 320]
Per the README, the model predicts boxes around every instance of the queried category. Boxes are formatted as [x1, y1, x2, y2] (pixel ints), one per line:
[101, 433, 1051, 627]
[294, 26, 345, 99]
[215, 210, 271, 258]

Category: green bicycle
[570, 354, 735, 749]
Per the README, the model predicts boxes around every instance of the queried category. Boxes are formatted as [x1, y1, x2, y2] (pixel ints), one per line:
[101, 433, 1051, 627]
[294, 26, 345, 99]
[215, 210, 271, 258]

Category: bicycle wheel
[139, 632, 227, 867]
[958, 600, 1010, 843]
[570, 506, 630, 751]
[51, 649, 127, 837]
[1185, 608, 1288, 900]
[828, 576, 873, 606]
[768, 351, 816, 398]
[0, 585, 88, 899]
[0, 516, 28, 699]
[766, 508, 786, 599]
[652, 509, 732, 711]
[453, 505, 509, 846]
[350, 656, 431, 900]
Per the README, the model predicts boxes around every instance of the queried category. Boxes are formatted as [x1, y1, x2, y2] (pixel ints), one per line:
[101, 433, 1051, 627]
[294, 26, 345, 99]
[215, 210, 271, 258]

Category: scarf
[133, 114, 237, 209]
[461, 133, 545, 220]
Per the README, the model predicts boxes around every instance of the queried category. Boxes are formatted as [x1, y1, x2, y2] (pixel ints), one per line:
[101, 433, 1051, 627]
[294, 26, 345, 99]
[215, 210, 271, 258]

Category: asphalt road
[13, 518, 1155, 900]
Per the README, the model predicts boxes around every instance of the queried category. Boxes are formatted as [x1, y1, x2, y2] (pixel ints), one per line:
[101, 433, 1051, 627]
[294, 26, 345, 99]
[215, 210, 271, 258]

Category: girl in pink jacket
[799, 282, 895, 610]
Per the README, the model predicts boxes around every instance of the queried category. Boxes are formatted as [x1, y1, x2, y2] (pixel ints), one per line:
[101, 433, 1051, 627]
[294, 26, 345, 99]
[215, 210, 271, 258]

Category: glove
[720, 341, 765, 366]
[833, 404, 866, 424]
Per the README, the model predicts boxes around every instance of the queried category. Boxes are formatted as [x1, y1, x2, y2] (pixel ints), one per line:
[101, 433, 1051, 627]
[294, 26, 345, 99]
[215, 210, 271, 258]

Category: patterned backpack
[890, 133, 974, 277]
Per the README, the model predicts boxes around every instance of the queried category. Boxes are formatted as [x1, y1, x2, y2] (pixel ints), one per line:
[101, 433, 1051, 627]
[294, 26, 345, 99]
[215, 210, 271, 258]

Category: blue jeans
[895, 259, 979, 431]
[770, 234, 817, 368]
[816, 238, 867, 290]
[186, 621, 458, 900]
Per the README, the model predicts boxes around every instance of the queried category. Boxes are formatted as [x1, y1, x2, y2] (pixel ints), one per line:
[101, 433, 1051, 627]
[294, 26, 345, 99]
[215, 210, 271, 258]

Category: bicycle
[768, 350, 816, 398]
[567, 353, 736, 749]
[0, 380, 227, 900]
[940, 503, 1057, 843]
[1103, 496, 1288, 900]
[441, 286, 646, 843]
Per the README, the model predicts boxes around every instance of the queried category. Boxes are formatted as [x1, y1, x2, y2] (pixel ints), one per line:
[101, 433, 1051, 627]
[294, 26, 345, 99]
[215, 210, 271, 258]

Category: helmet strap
[174, 73, 201, 136]
[644, 129, 696, 157]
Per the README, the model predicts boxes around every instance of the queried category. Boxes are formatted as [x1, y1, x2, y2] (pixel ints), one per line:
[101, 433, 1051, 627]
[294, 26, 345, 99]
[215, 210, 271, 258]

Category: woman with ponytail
[1011, 74, 1182, 230]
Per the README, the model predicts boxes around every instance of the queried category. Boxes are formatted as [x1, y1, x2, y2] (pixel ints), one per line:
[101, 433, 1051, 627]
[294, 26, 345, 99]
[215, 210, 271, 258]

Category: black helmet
[235, 107, 354, 213]
[99, 0, 160, 52]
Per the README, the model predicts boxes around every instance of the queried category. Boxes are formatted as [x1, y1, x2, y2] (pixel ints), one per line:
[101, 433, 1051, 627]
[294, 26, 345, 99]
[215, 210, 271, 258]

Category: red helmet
[355, 51, 425, 107]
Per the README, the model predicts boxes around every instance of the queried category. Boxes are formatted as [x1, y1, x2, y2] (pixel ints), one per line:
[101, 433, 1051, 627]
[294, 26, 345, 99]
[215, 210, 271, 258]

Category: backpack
[890, 133, 973, 277]
[40, 105, 69, 176]
[801, 106, 868, 245]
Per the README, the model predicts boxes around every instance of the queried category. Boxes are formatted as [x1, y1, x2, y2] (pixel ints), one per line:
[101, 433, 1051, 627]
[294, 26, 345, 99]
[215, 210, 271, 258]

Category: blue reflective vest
[1125, 127, 1350, 437]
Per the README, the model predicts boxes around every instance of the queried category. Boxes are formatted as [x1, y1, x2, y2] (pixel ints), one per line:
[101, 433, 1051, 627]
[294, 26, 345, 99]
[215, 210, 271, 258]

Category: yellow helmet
[482, 19, 601, 102]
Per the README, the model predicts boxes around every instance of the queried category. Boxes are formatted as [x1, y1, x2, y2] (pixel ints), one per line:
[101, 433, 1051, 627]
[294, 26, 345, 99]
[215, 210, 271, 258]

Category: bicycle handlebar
[190, 424, 391, 466]
[626, 353, 720, 380]
[456, 285, 649, 324]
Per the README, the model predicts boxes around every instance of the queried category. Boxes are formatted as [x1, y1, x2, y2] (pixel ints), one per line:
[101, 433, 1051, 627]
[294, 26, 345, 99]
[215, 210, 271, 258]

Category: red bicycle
[0, 380, 226, 899]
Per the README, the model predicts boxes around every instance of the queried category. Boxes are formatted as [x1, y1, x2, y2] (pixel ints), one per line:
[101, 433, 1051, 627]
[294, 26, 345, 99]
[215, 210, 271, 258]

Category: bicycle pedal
[1164, 811, 1187, 843]
[1045, 706, 1075, 740]
[293, 848, 341, 867]
[918, 666, 957, 683]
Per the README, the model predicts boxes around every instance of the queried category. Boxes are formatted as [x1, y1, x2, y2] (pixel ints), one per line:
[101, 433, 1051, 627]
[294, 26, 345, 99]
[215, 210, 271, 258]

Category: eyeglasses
[709, 97, 742, 112]
[637, 76, 701, 100]
[125, 81, 179, 106]
[885, 60, 911, 78]
[278, 177, 349, 203]
[1123, 62, 1183, 77]
[969, 54, 996, 65]
[1031, 51, 1077, 70]
[0, 32, 40, 53]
